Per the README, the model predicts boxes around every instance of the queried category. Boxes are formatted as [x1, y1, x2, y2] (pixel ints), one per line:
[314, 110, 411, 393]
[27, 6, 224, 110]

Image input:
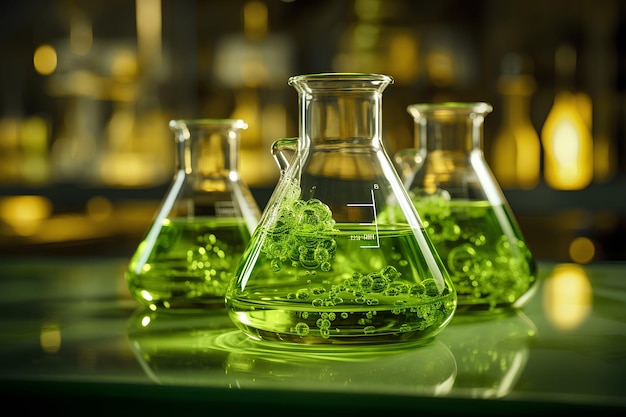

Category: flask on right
[396, 102, 537, 314]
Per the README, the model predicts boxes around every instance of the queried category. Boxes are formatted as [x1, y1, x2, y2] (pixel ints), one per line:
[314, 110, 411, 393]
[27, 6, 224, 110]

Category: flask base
[226, 295, 456, 345]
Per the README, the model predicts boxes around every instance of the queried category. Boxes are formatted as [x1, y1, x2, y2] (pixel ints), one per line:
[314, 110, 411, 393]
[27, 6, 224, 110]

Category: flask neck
[289, 73, 393, 147]
[407, 102, 492, 153]
[169, 119, 247, 179]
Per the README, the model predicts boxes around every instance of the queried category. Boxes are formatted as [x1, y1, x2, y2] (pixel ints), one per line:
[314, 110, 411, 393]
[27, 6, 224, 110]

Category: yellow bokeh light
[244, 0, 268, 40]
[541, 91, 593, 190]
[388, 33, 419, 84]
[40, 322, 61, 353]
[0, 195, 52, 236]
[569, 236, 595, 264]
[86, 196, 113, 222]
[426, 49, 454, 87]
[20, 116, 48, 152]
[33, 44, 57, 75]
[70, 15, 93, 56]
[543, 264, 592, 330]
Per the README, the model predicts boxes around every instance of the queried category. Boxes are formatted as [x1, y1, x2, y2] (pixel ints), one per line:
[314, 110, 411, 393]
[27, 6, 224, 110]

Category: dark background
[0, 0, 624, 262]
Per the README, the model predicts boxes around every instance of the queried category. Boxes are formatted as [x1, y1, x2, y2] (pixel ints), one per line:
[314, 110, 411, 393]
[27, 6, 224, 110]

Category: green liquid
[226, 223, 456, 344]
[126, 216, 252, 309]
[412, 197, 536, 313]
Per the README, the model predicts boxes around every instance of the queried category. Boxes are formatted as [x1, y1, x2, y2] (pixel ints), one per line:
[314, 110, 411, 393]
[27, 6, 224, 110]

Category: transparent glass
[225, 73, 457, 345]
[126, 119, 261, 309]
[396, 103, 537, 314]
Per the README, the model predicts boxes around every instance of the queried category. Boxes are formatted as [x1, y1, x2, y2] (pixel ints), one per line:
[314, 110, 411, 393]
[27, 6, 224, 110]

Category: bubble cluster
[286, 265, 429, 307]
[236, 182, 456, 341]
[285, 265, 450, 337]
[182, 231, 240, 296]
[188, 234, 226, 271]
[129, 217, 250, 307]
[409, 193, 535, 309]
[407, 190, 458, 244]
[262, 182, 338, 272]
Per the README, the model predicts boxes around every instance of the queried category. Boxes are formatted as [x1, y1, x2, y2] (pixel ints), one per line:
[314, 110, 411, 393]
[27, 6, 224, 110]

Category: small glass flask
[225, 73, 457, 345]
[396, 103, 537, 314]
[126, 119, 261, 310]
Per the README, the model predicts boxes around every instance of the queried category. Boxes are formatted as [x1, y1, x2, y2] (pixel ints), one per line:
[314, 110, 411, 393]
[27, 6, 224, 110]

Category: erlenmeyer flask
[126, 119, 261, 309]
[225, 73, 456, 345]
[396, 103, 537, 314]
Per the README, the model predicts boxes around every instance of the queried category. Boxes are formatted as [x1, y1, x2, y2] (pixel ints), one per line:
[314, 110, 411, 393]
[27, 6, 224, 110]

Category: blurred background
[0, 0, 624, 263]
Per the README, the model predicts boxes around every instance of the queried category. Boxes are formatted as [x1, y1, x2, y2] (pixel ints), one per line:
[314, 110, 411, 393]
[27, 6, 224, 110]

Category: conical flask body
[226, 74, 456, 345]
[126, 119, 261, 309]
[397, 103, 537, 314]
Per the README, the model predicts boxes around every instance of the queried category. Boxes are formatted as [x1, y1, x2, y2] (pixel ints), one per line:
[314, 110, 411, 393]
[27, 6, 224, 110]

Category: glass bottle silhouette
[126, 119, 261, 309]
[225, 73, 457, 345]
[491, 53, 540, 189]
[396, 103, 537, 314]
[541, 44, 593, 190]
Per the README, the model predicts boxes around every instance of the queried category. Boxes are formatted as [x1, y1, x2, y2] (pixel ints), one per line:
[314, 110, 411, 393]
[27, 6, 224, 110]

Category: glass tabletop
[0, 257, 624, 415]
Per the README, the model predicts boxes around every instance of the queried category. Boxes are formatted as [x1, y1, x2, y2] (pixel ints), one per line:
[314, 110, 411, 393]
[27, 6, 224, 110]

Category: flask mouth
[169, 119, 248, 131]
[407, 102, 493, 119]
[288, 73, 394, 94]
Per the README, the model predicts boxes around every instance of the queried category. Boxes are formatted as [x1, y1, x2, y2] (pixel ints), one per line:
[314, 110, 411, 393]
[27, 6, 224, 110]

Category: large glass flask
[396, 103, 537, 314]
[126, 119, 261, 309]
[225, 73, 456, 345]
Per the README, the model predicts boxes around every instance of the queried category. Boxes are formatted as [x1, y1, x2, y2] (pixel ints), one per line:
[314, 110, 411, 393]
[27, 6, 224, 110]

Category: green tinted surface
[0, 258, 624, 415]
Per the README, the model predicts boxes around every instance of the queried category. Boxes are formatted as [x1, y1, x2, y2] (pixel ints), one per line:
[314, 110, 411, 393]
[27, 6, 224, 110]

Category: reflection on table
[128, 307, 456, 396]
[0, 258, 624, 415]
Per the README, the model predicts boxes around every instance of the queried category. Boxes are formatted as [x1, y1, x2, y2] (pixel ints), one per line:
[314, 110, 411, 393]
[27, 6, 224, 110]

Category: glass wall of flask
[395, 103, 537, 314]
[225, 73, 457, 345]
[126, 119, 261, 309]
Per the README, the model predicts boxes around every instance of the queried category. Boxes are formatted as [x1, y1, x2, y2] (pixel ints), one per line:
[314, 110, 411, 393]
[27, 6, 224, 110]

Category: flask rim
[169, 119, 248, 131]
[407, 102, 493, 117]
[288, 72, 394, 92]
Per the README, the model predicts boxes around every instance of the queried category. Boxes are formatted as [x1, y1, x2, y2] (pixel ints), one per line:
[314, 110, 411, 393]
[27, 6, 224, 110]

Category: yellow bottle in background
[541, 44, 593, 190]
[491, 54, 540, 189]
